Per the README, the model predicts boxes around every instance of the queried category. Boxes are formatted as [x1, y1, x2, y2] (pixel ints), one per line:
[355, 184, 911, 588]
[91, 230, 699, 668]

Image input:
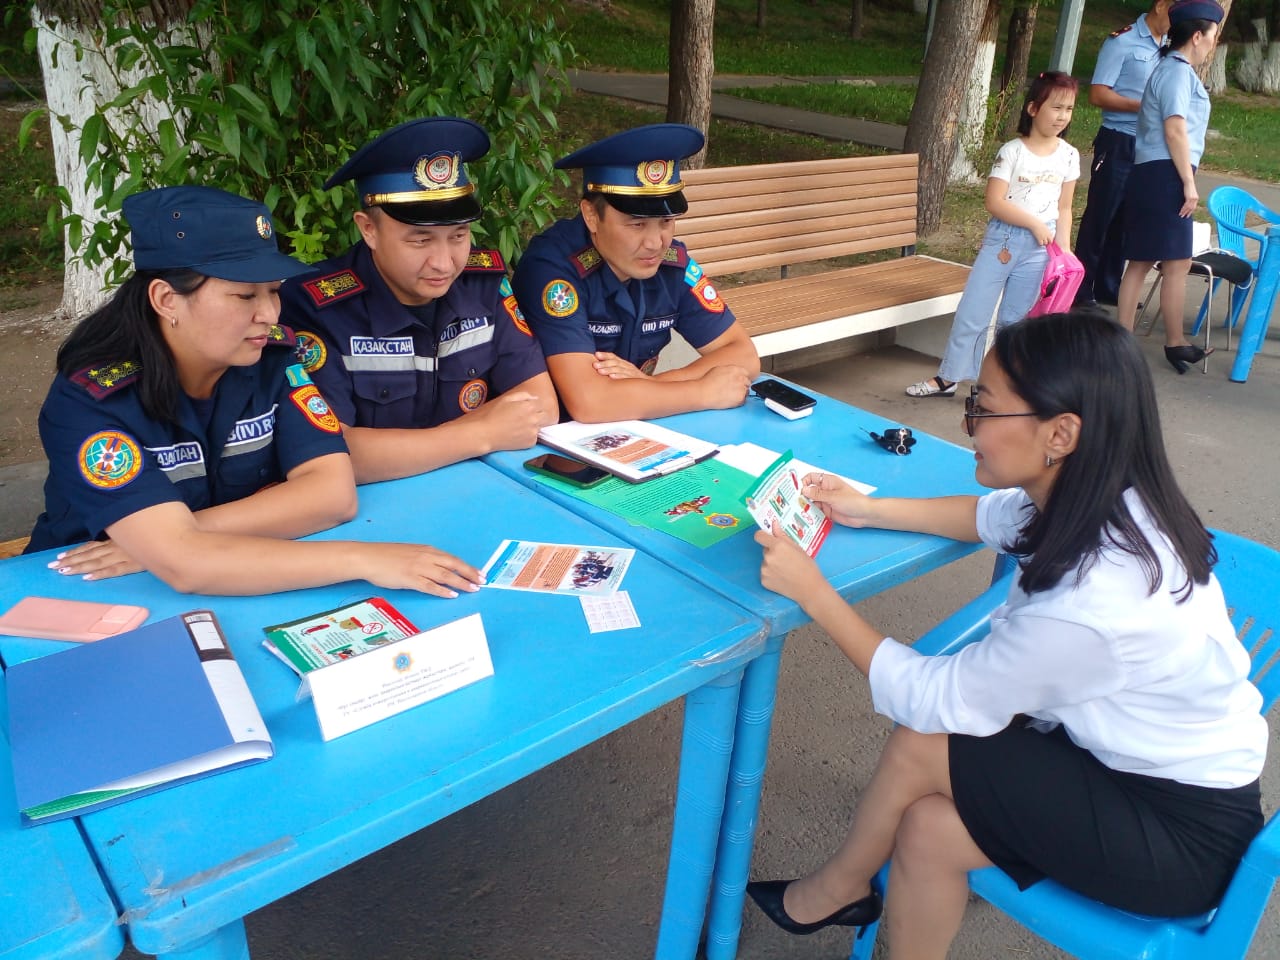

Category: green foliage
[33, 0, 572, 283]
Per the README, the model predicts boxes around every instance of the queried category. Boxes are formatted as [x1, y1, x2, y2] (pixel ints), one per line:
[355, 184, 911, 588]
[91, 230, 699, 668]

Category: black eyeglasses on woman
[963, 387, 1041, 437]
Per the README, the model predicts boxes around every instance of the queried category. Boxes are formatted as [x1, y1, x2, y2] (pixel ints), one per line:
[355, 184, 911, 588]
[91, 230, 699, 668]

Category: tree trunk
[1000, 2, 1039, 138]
[667, 0, 715, 169]
[756, 0, 765, 30]
[1197, 0, 1234, 85]
[913, 0, 928, 14]
[849, 0, 864, 39]
[1235, 16, 1280, 93]
[33, 2, 195, 320]
[948, 0, 1000, 185]
[904, 0, 990, 235]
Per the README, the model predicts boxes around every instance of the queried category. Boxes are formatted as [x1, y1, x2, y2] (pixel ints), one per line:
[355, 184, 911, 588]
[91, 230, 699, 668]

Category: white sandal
[905, 376, 957, 398]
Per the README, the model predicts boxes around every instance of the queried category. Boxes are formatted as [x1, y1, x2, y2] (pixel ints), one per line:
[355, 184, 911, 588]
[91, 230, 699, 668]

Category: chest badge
[458, 378, 489, 412]
[294, 331, 328, 373]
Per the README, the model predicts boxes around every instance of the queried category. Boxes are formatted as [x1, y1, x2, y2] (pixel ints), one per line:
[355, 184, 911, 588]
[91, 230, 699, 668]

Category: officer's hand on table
[700, 364, 753, 409]
[591, 352, 647, 380]
[470, 390, 547, 452]
[360, 543, 484, 598]
[49, 539, 145, 581]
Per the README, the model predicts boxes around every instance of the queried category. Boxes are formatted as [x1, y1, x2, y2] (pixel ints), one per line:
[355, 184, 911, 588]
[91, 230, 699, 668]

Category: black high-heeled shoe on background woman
[746, 878, 883, 937]
[1164, 343, 1214, 374]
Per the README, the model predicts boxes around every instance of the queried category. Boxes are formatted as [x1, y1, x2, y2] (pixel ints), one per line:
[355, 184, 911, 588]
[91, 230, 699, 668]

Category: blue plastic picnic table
[0, 459, 767, 960]
[486, 384, 988, 959]
[0, 682, 124, 960]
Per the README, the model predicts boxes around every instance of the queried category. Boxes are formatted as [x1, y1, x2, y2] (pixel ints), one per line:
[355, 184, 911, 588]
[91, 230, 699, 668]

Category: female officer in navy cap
[29, 185, 483, 598]
[1116, 0, 1224, 374]
[512, 124, 759, 423]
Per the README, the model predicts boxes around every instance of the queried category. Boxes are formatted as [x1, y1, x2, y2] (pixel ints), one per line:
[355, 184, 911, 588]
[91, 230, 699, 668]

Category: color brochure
[530, 453, 756, 549]
[536, 419, 719, 483]
[741, 449, 833, 557]
[7, 610, 272, 824]
[481, 540, 634, 596]
[263, 596, 421, 677]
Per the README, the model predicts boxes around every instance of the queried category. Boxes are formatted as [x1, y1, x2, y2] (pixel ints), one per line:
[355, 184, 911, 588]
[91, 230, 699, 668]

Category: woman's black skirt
[1123, 158, 1197, 262]
[949, 720, 1262, 917]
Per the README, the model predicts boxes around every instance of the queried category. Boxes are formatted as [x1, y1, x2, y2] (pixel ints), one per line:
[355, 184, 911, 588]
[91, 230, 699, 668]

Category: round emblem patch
[642, 159, 672, 185]
[256, 215, 272, 240]
[78, 430, 143, 489]
[290, 384, 341, 433]
[295, 331, 328, 373]
[542, 279, 579, 318]
[458, 378, 488, 411]
[706, 513, 739, 528]
[640, 357, 659, 376]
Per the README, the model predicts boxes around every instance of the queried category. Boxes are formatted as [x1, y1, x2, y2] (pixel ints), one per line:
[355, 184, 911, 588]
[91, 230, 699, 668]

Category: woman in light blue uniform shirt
[1116, 0, 1223, 374]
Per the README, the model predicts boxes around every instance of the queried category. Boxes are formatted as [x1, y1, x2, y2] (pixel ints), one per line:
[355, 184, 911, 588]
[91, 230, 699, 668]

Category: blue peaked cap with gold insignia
[324, 117, 490, 226]
[555, 123, 705, 217]
[1169, 0, 1224, 24]
[123, 185, 310, 283]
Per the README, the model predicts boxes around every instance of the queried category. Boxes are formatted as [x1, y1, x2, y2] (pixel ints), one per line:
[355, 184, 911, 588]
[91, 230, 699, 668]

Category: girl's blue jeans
[938, 219, 1051, 384]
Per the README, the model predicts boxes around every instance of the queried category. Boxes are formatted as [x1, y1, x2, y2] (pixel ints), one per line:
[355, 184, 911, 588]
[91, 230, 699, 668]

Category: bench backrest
[678, 153, 920, 278]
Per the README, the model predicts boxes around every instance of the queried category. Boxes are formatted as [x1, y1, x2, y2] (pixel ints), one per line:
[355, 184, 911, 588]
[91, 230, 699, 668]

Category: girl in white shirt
[747, 309, 1266, 957]
[907, 71, 1080, 398]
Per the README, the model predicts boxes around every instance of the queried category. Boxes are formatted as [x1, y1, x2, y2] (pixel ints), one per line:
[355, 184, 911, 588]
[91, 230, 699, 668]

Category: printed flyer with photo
[481, 540, 635, 596]
[741, 449, 832, 557]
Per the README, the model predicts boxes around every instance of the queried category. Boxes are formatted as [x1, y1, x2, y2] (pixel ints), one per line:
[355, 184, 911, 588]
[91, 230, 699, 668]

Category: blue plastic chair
[1190, 187, 1280, 346]
[850, 529, 1280, 960]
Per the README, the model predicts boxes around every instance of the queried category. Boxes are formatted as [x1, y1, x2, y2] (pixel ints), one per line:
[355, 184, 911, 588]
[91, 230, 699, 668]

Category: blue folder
[6, 611, 272, 824]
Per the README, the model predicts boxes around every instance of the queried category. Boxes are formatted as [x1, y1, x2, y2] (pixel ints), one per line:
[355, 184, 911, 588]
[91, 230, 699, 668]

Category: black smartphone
[752, 378, 817, 411]
[524, 453, 612, 488]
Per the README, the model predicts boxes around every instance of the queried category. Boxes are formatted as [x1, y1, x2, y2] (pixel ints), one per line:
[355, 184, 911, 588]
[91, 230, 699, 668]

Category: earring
[1045, 455, 1057, 467]
[169, 315, 178, 328]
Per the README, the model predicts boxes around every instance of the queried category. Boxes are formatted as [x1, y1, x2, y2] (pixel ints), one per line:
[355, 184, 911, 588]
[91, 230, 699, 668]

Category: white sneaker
[905, 376, 957, 398]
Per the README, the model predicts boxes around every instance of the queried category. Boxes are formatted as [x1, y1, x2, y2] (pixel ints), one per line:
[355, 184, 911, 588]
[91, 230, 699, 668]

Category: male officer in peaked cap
[512, 124, 758, 423]
[280, 117, 557, 483]
[1073, 0, 1173, 307]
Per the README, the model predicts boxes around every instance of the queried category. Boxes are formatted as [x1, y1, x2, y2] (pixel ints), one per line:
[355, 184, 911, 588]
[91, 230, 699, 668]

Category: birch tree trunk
[948, 0, 1000, 185]
[1236, 17, 1280, 93]
[667, 0, 715, 169]
[33, 2, 196, 320]
[904, 0, 989, 235]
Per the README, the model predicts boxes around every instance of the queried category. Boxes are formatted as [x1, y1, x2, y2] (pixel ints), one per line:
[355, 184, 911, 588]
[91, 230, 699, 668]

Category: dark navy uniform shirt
[28, 327, 348, 552]
[511, 215, 735, 374]
[278, 241, 547, 429]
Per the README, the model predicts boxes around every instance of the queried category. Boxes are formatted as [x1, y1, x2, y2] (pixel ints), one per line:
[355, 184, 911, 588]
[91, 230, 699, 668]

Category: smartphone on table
[523, 453, 612, 489]
[752, 378, 817, 418]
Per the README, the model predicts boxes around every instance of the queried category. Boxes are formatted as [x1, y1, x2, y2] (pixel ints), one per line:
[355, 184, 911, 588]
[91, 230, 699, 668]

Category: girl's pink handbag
[1026, 241, 1085, 317]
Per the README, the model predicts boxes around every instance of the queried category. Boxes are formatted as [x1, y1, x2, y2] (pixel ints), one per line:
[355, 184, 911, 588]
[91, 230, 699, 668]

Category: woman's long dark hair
[1162, 19, 1215, 56]
[56, 269, 208, 424]
[995, 308, 1215, 599]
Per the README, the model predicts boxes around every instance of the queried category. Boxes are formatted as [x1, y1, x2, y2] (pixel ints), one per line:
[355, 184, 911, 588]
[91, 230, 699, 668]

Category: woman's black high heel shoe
[1164, 343, 1213, 374]
[746, 878, 882, 937]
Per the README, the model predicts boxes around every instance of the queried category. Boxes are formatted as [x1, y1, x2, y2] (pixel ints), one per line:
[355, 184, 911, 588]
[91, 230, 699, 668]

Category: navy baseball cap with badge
[325, 116, 490, 225]
[1168, 0, 1224, 23]
[556, 123, 705, 218]
[124, 185, 310, 282]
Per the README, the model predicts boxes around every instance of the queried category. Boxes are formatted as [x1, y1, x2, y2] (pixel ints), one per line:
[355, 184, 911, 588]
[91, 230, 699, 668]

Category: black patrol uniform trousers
[1074, 126, 1136, 305]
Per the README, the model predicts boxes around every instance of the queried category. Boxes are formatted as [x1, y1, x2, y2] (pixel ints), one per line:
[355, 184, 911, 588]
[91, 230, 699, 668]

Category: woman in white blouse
[747, 307, 1266, 958]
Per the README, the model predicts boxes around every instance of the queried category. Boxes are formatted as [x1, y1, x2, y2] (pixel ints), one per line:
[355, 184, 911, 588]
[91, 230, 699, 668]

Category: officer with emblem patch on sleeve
[28, 186, 483, 599]
[511, 124, 759, 423]
[279, 117, 558, 483]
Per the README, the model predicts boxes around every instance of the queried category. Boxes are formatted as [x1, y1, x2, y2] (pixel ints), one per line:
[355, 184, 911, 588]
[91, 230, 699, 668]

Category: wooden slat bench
[679, 153, 971, 359]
